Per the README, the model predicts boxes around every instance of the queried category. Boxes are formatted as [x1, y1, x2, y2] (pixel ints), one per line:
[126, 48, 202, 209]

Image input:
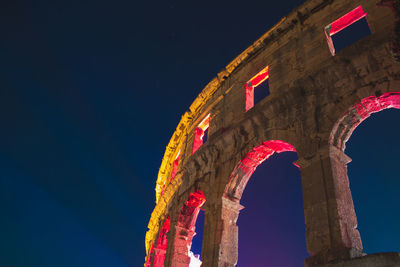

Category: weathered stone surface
[314, 252, 400, 267]
[145, 0, 400, 266]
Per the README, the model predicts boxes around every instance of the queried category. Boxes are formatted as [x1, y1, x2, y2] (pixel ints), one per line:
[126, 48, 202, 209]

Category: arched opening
[221, 140, 308, 266]
[190, 209, 205, 263]
[171, 190, 206, 267]
[346, 108, 400, 253]
[329, 92, 400, 255]
[238, 151, 309, 266]
[152, 217, 171, 267]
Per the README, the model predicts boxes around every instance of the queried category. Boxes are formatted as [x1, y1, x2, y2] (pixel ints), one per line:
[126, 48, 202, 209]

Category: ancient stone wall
[145, 0, 400, 266]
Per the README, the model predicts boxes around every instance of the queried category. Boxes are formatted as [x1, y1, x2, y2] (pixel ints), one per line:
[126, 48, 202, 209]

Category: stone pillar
[201, 197, 243, 267]
[153, 248, 167, 267]
[299, 146, 363, 266]
[171, 225, 196, 267]
[329, 146, 363, 251]
[163, 216, 177, 267]
[145, 244, 153, 267]
[169, 191, 205, 267]
[218, 197, 243, 267]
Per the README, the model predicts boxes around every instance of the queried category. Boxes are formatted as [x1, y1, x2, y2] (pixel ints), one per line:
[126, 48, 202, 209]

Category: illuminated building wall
[145, 0, 400, 266]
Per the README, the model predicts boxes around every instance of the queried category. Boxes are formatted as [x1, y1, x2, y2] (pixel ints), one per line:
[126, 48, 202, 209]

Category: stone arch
[330, 92, 400, 151]
[224, 140, 296, 201]
[150, 217, 171, 267]
[218, 140, 297, 266]
[327, 92, 400, 256]
[171, 190, 206, 267]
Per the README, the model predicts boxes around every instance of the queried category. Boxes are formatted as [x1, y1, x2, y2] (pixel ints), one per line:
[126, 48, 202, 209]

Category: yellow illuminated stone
[145, 16, 286, 257]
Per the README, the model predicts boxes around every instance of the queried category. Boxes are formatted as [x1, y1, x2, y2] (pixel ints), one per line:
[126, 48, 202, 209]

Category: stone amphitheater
[145, 0, 400, 266]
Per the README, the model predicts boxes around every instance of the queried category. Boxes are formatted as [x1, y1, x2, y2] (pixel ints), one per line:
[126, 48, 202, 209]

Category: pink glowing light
[225, 140, 298, 200]
[192, 127, 204, 155]
[238, 140, 296, 174]
[173, 190, 206, 266]
[332, 92, 400, 151]
[185, 191, 206, 208]
[352, 93, 400, 122]
[170, 152, 180, 182]
[145, 242, 154, 267]
[245, 66, 269, 111]
[328, 6, 367, 36]
[160, 184, 166, 197]
[156, 217, 170, 249]
[325, 5, 368, 56]
[152, 218, 170, 267]
[192, 114, 210, 154]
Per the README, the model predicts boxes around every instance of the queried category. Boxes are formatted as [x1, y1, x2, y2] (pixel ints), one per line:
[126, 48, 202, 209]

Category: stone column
[299, 146, 363, 266]
[218, 197, 243, 267]
[171, 225, 196, 267]
[145, 244, 153, 267]
[169, 191, 205, 267]
[329, 146, 362, 252]
[153, 248, 167, 267]
[163, 216, 177, 267]
[201, 197, 243, 267]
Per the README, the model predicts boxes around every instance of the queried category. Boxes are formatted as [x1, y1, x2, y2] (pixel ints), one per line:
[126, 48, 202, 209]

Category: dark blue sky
[238, 152, 309, 266]
[1, 0, 399, 266]
[346, 109, 400, 254]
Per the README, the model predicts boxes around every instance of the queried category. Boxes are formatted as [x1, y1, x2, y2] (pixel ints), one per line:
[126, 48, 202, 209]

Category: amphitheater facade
[145, 0, 400, 266]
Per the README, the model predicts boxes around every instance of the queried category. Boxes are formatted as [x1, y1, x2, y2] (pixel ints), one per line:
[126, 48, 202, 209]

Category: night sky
[238, 152, 309, 266]
[1, 0, 399, 266]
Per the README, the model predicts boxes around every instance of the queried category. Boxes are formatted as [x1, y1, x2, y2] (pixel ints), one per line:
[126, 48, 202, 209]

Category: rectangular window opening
[192, 114, 210, 154]
[325, 6, 371, 56]
[170, 150, 180, 182]
[245, 66, 270, 112]
[254, 79, 270, 105]
[202, 127, 209, 143]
